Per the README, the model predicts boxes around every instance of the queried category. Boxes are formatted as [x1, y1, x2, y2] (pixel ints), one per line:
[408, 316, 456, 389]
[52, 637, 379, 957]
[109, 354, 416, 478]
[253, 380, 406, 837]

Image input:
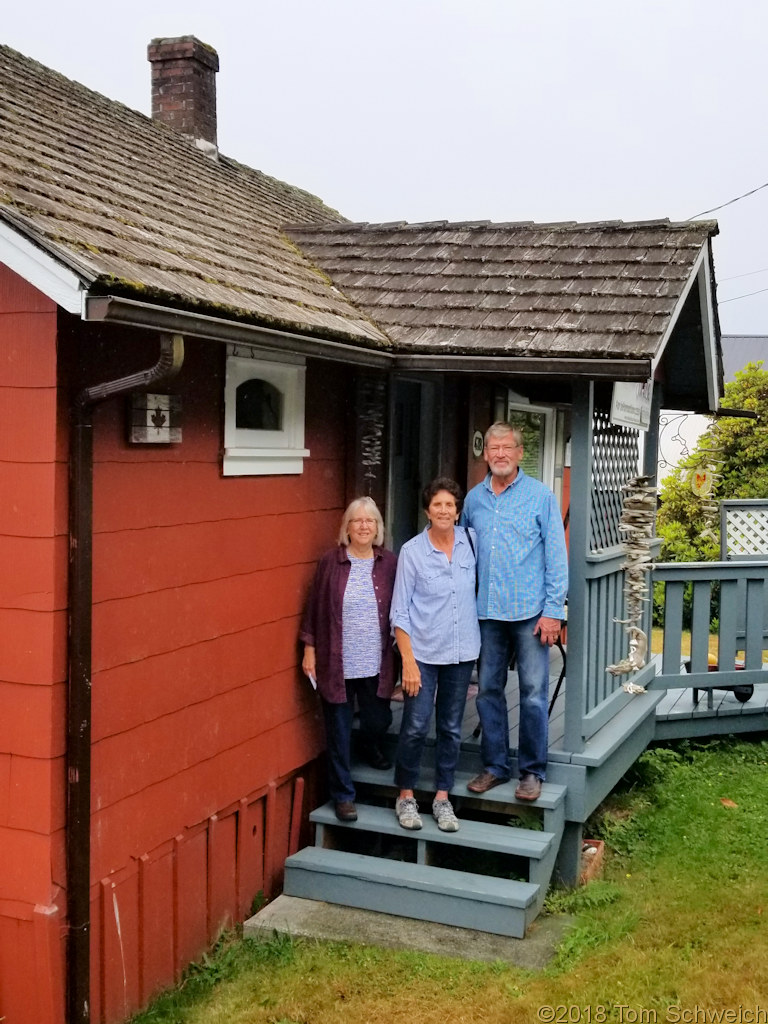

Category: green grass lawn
[130, 736, 768, 1024]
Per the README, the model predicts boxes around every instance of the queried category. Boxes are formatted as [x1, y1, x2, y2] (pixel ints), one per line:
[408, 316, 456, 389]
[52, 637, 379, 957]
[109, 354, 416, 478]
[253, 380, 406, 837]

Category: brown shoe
[467, 770, 507, 794]
[334, 801, 358, 822]
[515, 774, 542, 802]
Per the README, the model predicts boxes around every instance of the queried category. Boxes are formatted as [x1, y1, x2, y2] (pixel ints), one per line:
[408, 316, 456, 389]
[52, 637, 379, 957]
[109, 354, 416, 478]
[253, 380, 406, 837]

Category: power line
[719, 285, 768, 305]
[687, 179, 768, 220]
[720, 266, 768, 283]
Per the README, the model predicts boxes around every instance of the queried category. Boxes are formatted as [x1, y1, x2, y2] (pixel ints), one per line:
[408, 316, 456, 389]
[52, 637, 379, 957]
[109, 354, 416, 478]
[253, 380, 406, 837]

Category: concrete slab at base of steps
[245, 894, 573, 970]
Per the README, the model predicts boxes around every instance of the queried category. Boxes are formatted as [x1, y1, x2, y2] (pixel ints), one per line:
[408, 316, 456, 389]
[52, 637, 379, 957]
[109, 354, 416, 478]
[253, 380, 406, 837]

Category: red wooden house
[0, 36, 728, 1024]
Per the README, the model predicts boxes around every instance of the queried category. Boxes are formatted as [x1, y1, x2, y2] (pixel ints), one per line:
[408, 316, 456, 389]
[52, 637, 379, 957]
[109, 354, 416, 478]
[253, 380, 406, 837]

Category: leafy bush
[654, 361, 768, 626]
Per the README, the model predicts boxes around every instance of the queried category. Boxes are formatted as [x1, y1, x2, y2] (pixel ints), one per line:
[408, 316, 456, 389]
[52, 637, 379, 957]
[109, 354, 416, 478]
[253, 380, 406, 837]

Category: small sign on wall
[610, 380, 653, 431]
[129, 393, 182, 444]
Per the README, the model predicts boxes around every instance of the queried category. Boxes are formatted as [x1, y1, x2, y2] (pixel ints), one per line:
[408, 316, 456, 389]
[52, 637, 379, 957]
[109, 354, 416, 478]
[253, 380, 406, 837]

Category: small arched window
[236, 378, 283, 431]
[224, 350, 309, 476]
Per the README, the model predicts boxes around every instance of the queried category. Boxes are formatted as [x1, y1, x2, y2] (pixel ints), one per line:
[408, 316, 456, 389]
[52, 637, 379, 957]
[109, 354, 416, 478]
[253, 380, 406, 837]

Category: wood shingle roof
[286, 219, 718, 360]
[0, 45, 388, 347]
[0, 42, 719, 376]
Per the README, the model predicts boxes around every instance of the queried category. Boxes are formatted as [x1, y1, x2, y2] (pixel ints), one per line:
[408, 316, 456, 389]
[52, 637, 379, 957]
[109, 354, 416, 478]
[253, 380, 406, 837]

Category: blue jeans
[322, 676, 392, 803]
[394, 660, 475, 792]
[477, 618, 549, 781]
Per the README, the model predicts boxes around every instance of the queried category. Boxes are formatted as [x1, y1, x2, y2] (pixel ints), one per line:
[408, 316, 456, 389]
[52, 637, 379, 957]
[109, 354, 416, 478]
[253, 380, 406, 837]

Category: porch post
[562, 380, 594, 753]
[642, 381, 663, 483]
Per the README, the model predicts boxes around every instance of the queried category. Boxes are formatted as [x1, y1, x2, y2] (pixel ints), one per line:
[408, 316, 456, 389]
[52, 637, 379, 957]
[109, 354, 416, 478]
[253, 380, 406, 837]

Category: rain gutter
[67, 334, 184, 1024]
[84, 295, 651, 380]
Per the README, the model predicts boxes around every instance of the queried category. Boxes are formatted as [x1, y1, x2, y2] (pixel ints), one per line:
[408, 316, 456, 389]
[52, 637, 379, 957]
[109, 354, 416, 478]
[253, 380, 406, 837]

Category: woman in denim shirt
[390, 478, 480, 832]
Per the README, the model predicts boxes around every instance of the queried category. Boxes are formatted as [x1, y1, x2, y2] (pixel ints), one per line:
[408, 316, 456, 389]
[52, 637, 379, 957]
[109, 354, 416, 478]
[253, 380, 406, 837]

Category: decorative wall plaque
[129, 393, 182, 444]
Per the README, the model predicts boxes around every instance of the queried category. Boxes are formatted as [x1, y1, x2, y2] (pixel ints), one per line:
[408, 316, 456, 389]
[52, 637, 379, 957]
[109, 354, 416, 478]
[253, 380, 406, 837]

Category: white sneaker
[432, 798, 460, 832]
[395, 796, 423, 830]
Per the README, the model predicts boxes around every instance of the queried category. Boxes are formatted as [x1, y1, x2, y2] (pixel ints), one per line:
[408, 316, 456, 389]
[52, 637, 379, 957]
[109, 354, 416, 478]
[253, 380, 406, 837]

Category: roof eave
[83, 294, 394, 368]
[393, 352, 652, 380]
[84, 295, 653, 379]
[0, 215, 88, 314]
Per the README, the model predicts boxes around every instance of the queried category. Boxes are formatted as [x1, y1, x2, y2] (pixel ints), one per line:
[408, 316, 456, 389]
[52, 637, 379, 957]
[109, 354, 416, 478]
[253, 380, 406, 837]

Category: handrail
[654, 559, 768, 685]
[655, 560, 768, 579]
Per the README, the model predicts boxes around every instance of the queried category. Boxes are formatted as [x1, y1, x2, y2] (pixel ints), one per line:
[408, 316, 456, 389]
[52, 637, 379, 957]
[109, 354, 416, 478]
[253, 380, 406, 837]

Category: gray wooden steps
[350, 763, 567, 835]
[283, 846, 540, 938]
[352, 763, 566, 807]
[311, 801, 555, 860]
[285, 759, 568, 941]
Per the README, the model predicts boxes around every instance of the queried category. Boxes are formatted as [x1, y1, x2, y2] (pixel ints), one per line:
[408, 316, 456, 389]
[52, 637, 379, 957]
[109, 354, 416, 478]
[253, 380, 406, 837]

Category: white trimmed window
[506, 399, 556, 489]
[223, 346, 309, 475]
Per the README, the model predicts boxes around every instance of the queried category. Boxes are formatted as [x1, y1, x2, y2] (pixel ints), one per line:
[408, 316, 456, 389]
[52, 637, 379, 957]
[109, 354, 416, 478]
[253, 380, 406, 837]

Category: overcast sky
[5, 0, 768, 334]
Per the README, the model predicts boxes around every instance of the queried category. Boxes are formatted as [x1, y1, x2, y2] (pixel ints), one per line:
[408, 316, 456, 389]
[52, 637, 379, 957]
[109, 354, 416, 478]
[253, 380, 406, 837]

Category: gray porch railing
[654, 560, 768, 689]
[565, 386, 768, 755]
[565, 383, 658, 752]
[566, 548, 657, 744]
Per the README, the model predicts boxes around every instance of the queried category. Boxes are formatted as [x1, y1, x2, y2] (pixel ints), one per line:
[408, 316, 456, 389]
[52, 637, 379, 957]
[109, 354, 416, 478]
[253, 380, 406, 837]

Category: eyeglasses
[486, 444, 521, 455]
[350, 518, 376, 527]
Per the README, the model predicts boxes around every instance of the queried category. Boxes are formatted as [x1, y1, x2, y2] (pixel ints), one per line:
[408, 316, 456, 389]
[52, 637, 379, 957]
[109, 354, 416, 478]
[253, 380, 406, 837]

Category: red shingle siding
[74, 333, 348, 1019]
[0, 265, 66, 1023]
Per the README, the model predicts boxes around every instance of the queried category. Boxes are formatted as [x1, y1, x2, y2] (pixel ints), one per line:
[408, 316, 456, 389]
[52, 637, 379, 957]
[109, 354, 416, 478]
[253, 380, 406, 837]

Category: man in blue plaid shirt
[461, 422, 568, 802]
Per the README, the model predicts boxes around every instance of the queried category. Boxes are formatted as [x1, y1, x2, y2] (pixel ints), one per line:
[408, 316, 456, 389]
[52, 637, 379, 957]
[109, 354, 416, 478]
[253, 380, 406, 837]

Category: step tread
[285, 846, 539, 908]
[311, 801, 555, 858]
[351, 763, 567, 811]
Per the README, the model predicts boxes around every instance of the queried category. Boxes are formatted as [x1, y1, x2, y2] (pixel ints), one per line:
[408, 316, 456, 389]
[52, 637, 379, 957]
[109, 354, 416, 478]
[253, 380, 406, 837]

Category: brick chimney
[148, 36, 219, 154]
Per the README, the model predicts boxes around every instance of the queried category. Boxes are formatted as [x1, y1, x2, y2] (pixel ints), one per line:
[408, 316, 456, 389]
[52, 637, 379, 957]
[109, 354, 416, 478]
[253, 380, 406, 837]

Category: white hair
[338, 496, 385, 547]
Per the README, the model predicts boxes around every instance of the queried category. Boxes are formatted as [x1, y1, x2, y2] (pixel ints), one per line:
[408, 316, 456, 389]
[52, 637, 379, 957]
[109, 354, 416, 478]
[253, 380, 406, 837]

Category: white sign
[610, 380, 653, 431]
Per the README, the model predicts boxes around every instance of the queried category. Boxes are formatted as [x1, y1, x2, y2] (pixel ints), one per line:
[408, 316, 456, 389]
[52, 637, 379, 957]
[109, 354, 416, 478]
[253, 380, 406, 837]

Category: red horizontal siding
[91, 562, 315, 671]
[0, 534, 66, 612]
[0, 266, 57, 315]
[0, 754, 8, 821]
[93, 455, 344, 532]
[92, 666, 318, 810]
[92, 615, 303, 739]
[0, 608, 67, 684]
[91, 710, 323, 878]
[0, 312, 58, 387]
[7, 754, 63, 832]
[0, 902, 65, 1024]
[0, 827, 56, 903]
[0, 680, 65, 758]
[60, 340, 352, 1021]
[0, 460, 67, 537]
[0, 385, 59, 463]
[92, 508, 340, 602]
[90, 770, 311, 1024]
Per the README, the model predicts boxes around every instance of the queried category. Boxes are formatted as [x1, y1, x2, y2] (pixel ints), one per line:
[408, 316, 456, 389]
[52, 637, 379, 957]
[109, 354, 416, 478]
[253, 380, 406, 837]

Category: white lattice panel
[724, 507, 768, 557]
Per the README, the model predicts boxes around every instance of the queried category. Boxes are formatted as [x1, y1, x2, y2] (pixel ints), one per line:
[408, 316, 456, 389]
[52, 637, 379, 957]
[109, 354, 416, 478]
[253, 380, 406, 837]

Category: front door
[387, 377, 441, 552]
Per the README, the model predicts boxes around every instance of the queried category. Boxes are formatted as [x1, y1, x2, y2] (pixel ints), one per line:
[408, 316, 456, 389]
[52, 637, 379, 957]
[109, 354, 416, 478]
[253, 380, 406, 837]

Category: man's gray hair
[484, 421, 523, 448]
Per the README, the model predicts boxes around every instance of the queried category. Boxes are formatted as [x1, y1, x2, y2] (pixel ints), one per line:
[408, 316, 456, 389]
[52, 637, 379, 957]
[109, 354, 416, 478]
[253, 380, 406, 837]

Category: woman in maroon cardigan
[300, 497, 397, 822]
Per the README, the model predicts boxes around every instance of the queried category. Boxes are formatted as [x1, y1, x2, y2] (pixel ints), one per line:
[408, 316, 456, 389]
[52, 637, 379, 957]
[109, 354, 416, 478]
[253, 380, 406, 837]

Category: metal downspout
[67, 334, 184, 1024]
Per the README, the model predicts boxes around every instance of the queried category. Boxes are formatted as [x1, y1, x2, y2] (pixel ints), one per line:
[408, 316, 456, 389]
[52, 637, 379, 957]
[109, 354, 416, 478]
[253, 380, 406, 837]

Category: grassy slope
[131, 737, 768, 1024]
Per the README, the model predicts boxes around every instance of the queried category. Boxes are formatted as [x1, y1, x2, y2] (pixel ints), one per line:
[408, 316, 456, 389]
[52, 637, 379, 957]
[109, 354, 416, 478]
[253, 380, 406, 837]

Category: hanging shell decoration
[606, 475, 657, 693]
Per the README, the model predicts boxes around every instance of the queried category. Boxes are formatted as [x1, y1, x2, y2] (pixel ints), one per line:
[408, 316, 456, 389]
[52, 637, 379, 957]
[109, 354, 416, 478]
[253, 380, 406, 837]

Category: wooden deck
[654, 680, 768, 739]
